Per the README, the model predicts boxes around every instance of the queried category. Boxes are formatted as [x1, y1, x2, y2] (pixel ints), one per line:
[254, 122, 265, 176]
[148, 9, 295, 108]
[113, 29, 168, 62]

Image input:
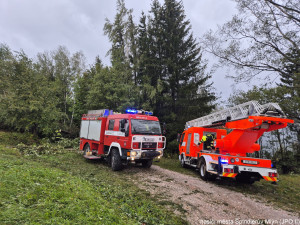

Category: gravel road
[126, 165, 299, 225]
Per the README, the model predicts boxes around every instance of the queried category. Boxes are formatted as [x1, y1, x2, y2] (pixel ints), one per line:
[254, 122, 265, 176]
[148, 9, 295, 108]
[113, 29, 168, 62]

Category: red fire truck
[80, 109, 165, 170]
[178, 101, 294, 184]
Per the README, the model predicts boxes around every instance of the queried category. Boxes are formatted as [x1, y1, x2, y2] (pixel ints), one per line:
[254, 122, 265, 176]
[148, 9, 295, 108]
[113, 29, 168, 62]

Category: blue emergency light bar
[126, 109, 138, 114]
[125, 109, 153, 115]
[145, 111, 153, 116]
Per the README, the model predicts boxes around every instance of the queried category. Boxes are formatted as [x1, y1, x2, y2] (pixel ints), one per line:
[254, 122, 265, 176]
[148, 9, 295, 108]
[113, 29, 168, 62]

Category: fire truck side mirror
[177, 133, 181, 143]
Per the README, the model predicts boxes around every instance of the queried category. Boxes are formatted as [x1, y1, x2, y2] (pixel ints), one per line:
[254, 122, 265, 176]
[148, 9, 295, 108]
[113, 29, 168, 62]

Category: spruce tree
[103, 0, 138, 111]
[137, 0, 215, 152]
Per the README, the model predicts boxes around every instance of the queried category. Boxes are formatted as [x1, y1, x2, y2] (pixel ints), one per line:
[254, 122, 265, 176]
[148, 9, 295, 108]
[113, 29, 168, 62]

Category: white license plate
[242, 160, 258, 165]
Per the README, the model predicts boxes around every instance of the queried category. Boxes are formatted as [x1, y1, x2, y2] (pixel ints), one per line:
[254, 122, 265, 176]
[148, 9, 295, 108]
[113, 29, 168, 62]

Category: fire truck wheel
[141, 159, 153, 168]
[199, 159, 209, 181]
[83, 144, 91, 156]
[111, 149, 122, 171]
[180, 155, 186, 168]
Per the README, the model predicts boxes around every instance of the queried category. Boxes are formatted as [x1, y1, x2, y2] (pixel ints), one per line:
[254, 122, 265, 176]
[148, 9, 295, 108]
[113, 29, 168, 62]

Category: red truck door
[117, 119, 130, 149]
[186, 133, 192, 155]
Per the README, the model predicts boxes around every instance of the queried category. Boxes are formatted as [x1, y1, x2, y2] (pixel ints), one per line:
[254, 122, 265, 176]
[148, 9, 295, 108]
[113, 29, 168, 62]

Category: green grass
[155, 157, 300, 215]
[0, 131, 187, 225]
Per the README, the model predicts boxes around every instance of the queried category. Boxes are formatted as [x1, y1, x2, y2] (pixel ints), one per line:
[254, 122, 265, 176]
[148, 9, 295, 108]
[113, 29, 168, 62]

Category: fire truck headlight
[131, 151, 137, 157]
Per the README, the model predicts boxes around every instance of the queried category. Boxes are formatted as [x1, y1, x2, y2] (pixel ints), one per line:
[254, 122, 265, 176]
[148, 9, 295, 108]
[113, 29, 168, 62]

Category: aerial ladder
[179, 101, 294, 184]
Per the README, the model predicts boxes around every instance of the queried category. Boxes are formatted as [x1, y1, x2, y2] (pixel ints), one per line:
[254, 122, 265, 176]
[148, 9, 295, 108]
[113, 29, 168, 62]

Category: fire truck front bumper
[127, 150, 163, 161]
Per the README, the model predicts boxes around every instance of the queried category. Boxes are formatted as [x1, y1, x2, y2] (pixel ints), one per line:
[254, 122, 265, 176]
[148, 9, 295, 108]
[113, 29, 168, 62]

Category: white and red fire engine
[79, 109, 165, 170]
[178, 101, 294, 184]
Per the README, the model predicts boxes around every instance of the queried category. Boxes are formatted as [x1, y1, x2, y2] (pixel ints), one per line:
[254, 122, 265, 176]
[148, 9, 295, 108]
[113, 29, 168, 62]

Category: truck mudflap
[221, 165, 278, 182]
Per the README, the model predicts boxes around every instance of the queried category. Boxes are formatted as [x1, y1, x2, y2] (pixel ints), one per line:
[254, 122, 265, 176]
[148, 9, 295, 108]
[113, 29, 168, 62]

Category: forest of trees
[0, 0, 215, 154]
[0, 0, 299, 173]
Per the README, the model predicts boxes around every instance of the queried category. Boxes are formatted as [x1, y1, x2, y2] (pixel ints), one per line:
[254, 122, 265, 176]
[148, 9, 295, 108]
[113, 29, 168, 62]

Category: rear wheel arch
[83, 143, 91, 156]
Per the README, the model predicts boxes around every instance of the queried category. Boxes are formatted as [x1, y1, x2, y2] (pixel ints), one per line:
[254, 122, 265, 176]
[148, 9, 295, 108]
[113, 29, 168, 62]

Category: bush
[16, 143, 65, 156]
[165, 139, 179, 156]
[57, 137, 80, 149]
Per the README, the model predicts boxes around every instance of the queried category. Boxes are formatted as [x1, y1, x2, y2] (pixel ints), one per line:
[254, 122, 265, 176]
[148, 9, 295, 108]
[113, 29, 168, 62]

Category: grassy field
[154, 157, 300, 215]
[0, 131, 187, 225]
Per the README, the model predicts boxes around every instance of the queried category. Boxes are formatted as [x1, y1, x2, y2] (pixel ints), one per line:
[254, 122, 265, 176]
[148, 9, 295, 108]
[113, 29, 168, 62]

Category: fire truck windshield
[131, 119, 162, 135]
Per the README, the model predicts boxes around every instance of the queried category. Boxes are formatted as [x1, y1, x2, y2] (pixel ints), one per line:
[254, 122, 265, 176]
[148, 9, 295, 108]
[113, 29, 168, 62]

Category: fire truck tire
[111, 148, 122, 171]
[142, 159, 153, 168]
[199, 158, 215, 181]
[180, 155, 186, 168]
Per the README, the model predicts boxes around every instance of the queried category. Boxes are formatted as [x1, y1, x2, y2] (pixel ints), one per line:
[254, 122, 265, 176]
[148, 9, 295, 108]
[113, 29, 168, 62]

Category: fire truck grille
[142, 142, 157, 150]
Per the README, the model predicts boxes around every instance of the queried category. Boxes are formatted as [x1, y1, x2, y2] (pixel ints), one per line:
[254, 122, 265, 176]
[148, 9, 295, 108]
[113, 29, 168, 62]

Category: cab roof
[107, 113, 159, 121]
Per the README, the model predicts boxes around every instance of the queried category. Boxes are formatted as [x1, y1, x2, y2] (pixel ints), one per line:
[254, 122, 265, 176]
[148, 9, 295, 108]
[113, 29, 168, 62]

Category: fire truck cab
[80, 109, 165, 171]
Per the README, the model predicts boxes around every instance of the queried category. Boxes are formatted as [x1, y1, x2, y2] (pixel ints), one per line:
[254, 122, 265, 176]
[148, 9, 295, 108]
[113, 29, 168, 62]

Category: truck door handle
[117, 137, 120, 139]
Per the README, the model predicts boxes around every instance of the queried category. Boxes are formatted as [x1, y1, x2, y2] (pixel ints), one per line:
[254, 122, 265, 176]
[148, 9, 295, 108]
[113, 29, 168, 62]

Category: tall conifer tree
[137, 0, 215, 151]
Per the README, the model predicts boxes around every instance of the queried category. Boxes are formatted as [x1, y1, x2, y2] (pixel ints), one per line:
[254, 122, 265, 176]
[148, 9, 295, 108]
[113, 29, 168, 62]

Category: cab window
[180, 133, 185, 146]
[108, 120, 115, 130]
[119, 119, 129, 136]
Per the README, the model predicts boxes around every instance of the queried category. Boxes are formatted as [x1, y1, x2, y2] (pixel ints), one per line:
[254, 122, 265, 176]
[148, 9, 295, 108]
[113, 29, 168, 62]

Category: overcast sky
[0, 0, 240, 101]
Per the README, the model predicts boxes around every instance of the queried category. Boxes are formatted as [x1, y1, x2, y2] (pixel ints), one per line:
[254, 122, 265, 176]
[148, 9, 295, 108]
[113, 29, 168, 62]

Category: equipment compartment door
[186, 133, 192, 154]
[88, 120, 102, 141]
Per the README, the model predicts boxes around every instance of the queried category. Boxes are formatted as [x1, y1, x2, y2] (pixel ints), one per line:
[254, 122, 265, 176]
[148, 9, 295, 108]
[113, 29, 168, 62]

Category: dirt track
[126, 165, 299, 225]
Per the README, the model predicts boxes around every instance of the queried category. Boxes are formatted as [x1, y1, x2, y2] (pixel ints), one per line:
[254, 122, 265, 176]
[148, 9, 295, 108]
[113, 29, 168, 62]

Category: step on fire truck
[80, 109, 165, 171]
[178, 101, 294, 184]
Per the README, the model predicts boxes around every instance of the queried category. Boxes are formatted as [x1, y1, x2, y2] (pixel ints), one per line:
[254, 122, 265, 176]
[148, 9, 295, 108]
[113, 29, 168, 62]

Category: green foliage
[103, 0, 139, 111]
[15, 137, 79, 156]
[0, 130, 38, 146]
[279, 48, 300, 167]
[0, 142, 186, 224]
[56, 137, 80, 149]
[0, 44, 85, 138]
[273, 149, 299, 174]
[16, 143, 65, 156]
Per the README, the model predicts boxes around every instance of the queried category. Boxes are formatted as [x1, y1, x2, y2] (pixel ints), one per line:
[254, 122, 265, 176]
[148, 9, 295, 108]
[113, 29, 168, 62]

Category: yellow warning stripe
[263, 176, 277, 182]
[222, 173, 237, 178]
